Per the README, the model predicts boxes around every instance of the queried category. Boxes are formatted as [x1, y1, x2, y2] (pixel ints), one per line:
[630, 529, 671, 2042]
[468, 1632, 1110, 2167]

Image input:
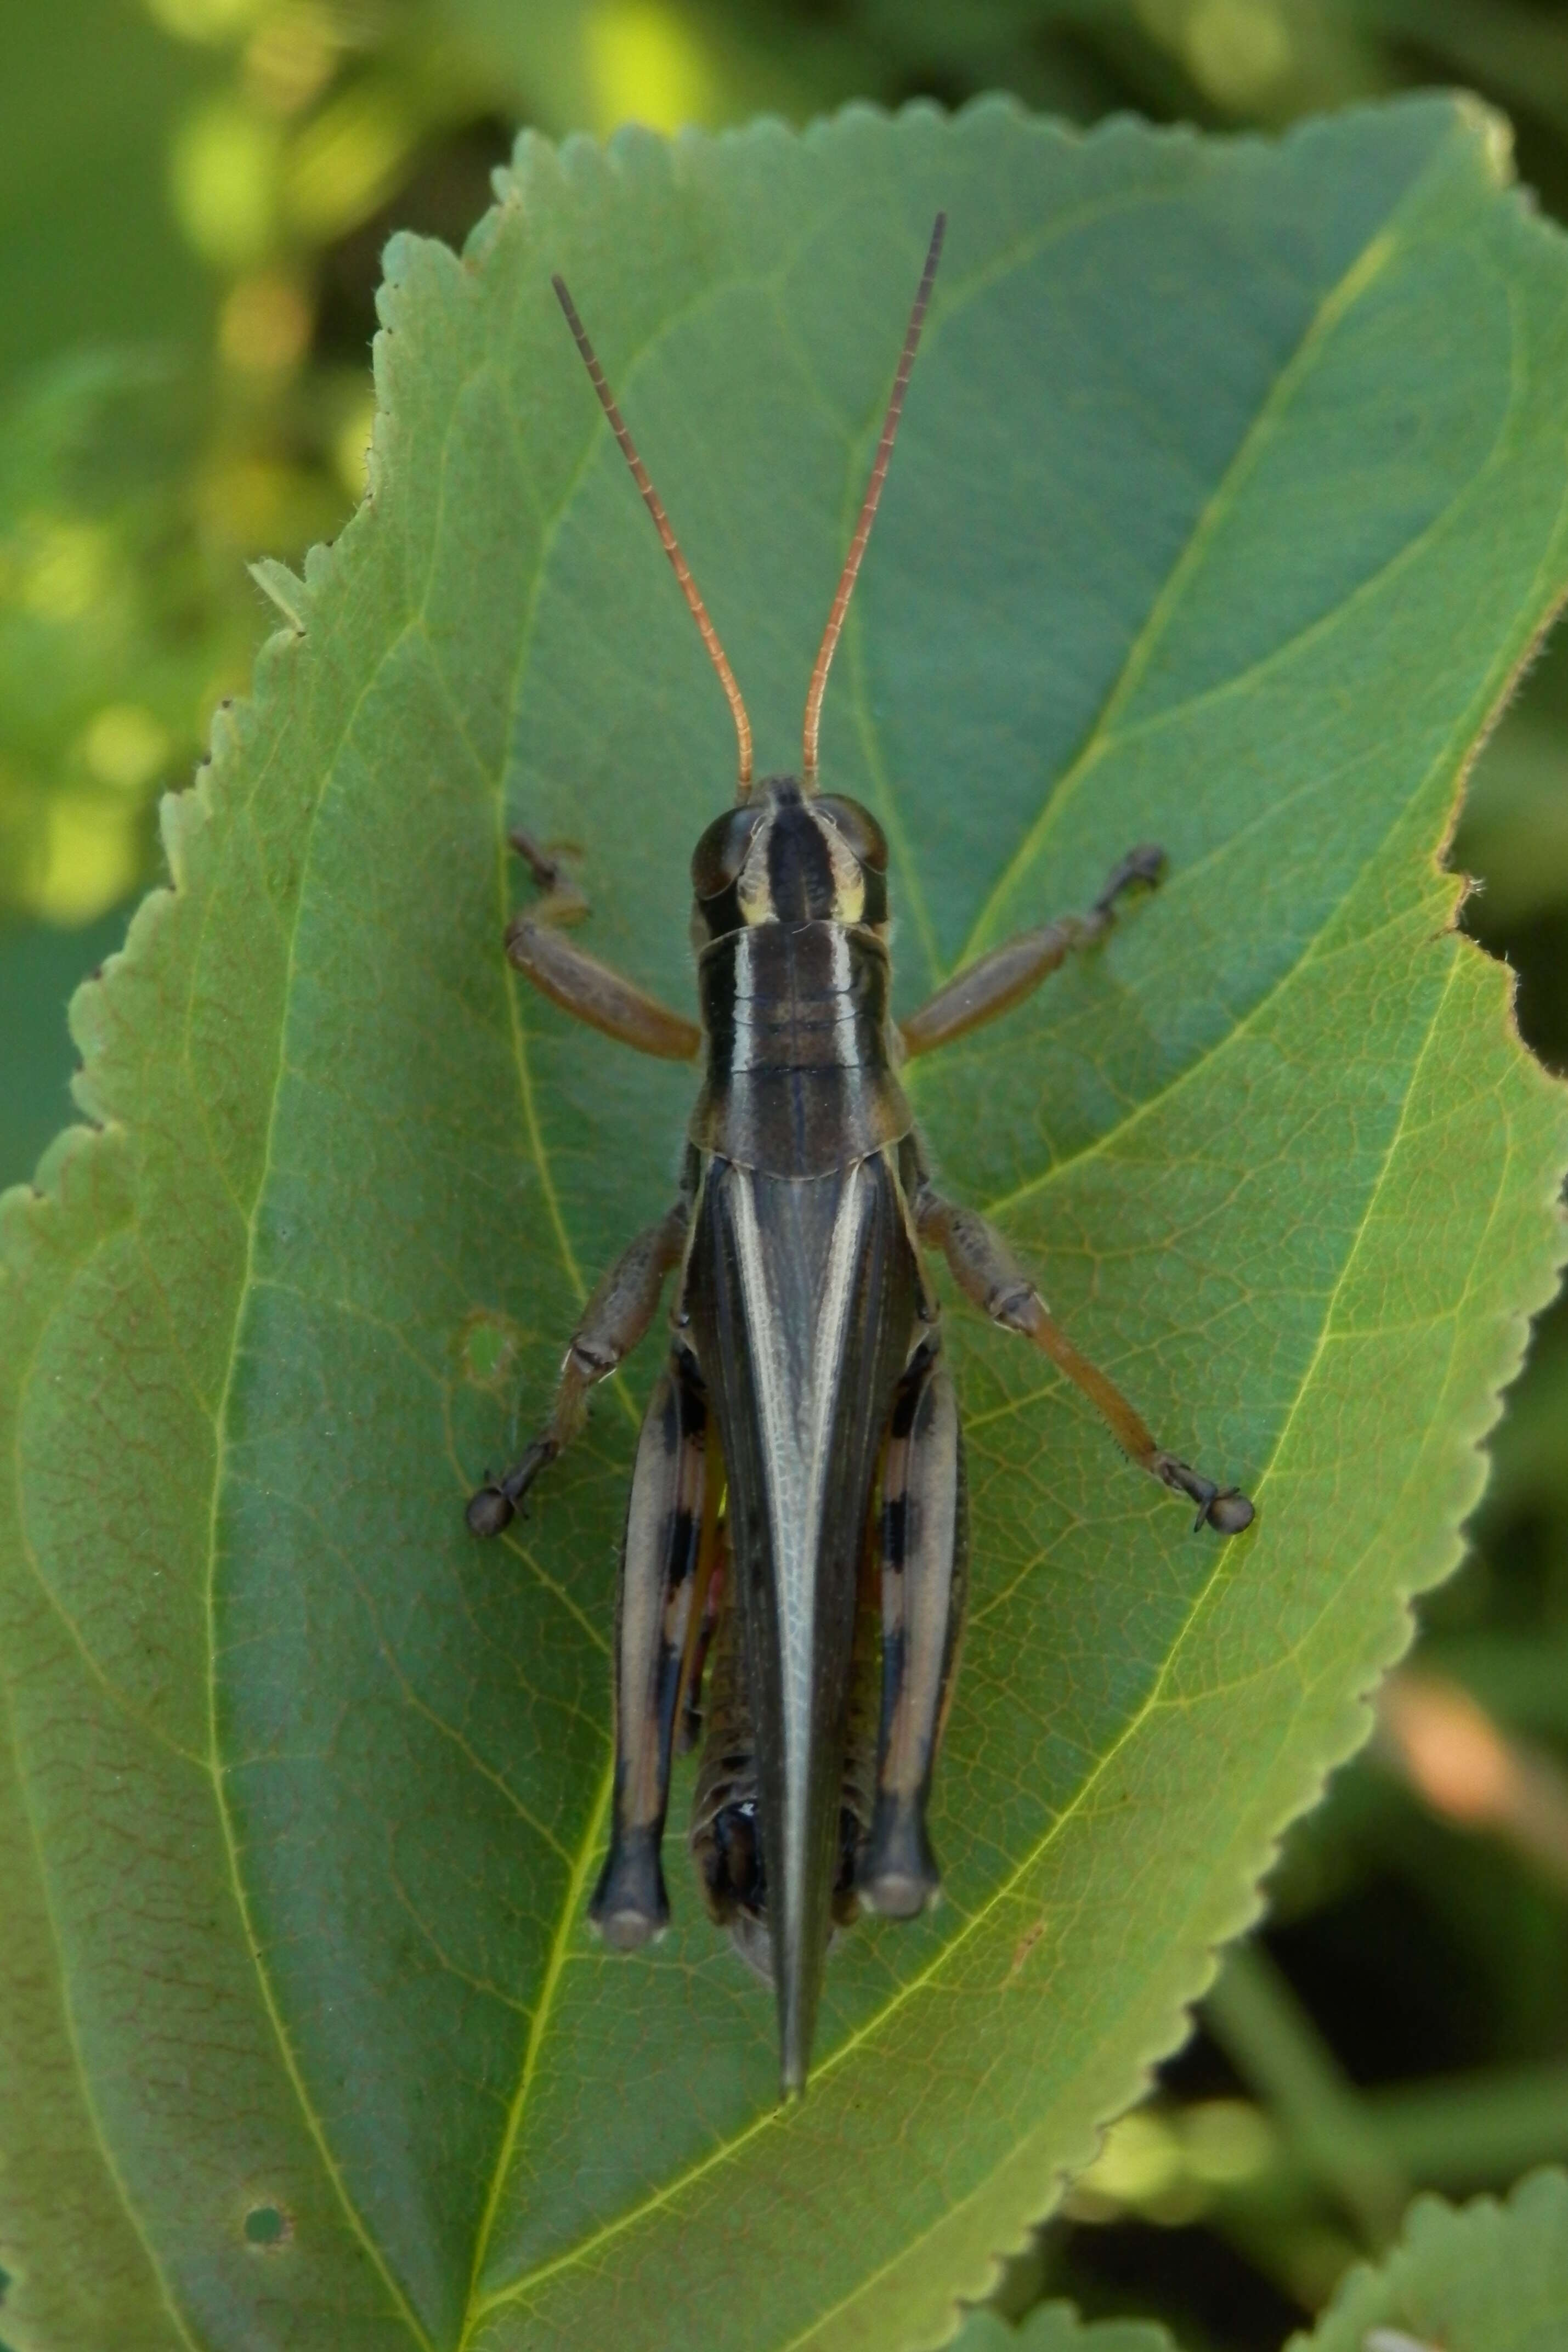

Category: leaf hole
[458, 1308, 523, 1390]
[242, 2203, 292, 2250]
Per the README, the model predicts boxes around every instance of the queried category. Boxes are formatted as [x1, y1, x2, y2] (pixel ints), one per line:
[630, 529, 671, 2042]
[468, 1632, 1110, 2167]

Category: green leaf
[952, 2303, 1173, 2352]
[946, 2168, 1568, 2352]
[3, 94, 1567, 2352]
[1301, 2166, 1568, 2352]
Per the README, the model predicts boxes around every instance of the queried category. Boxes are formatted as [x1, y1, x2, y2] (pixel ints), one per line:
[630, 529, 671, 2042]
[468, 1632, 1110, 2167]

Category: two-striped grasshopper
[468, 216, 1254, 2096]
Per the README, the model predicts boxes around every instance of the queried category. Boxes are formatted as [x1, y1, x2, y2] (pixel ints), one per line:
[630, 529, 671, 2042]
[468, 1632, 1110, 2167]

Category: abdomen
[682, 1145, 920, 2078]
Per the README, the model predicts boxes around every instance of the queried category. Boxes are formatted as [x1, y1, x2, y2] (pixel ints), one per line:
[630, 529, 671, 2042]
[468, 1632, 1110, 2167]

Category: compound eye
[815, 795, 888, 873]
[692, 807, 761, 900]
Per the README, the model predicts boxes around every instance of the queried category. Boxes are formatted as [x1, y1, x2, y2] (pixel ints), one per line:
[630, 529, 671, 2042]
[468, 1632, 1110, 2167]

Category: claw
[1153, 1452, 1255, 1539]
[508, 827, 589, 923]
[507, 826, 561, 887]
[465, 1436, 559, 1538]
[1204, 1487, 1256, 1536]
[466, 1484, 515, 1537]
[1094, 841, 1168, 915]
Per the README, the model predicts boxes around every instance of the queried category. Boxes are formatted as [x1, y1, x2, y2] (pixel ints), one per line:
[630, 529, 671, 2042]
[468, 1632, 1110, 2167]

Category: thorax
[690, 921, 911, 1176]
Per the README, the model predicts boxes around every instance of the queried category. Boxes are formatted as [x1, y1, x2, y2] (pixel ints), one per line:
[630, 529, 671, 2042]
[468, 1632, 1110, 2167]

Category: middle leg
[916, 1186, 1255, 1535]
[466, 1200, 689, 1536]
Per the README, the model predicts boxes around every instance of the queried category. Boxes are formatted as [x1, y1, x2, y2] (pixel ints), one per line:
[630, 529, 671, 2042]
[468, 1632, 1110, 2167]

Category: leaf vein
[956, 195, 1418, 965]
[198, 604, 438, 2350]
[0, 1672, 206, 2352]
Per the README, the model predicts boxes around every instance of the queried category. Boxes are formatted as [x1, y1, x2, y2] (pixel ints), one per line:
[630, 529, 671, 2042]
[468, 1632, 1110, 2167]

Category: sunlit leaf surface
[3, 96, 1567, 2352]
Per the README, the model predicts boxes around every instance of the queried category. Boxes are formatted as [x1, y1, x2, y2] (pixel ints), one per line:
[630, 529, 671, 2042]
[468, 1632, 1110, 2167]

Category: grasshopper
[468, 215, 1254, 2095]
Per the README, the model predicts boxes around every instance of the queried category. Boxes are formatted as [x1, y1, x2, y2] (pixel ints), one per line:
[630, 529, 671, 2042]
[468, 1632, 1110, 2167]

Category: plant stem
[1203, 1939, 1408, 2251]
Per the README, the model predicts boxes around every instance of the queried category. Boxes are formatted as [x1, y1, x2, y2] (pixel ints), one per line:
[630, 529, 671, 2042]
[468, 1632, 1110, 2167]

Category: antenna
[801, 213, 945, 791]
[552, 274, 755, 798]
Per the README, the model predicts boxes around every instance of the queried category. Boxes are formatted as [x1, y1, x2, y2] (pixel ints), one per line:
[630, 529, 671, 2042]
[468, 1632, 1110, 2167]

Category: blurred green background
[3, 4, 1566, 2343]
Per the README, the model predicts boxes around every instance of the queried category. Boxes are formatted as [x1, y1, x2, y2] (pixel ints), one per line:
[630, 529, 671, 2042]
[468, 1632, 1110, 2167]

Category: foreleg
[899, 844, 1164, 1060]
[916, 1187, 1254, 1535]
[466, 1201, 688, 1536]
[858, 1339, 968, 1918]
[506, 828, 700, 1062]
[589, 1344, 710, 1947]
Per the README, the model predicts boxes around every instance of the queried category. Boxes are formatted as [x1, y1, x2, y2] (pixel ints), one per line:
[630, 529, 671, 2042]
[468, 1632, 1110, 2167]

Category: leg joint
[568, 1333, 620, 1381]
[987, 1279, 1040, 1331]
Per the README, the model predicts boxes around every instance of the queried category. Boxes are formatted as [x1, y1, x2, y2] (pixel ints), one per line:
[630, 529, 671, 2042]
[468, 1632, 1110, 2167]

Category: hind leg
[466, 1201, 688, 1536]
[858, 1337, 968, 1918]
[590, 1342, 712, 1948]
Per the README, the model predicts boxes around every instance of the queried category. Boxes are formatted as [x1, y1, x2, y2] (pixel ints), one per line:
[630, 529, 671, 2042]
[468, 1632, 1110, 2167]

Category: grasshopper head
[689, 778, 888, 943]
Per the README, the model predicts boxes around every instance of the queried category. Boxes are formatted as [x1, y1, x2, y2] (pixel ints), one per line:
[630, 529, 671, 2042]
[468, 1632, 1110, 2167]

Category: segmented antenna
[802, 213, 946, 791]
[552, 274, 755, 797]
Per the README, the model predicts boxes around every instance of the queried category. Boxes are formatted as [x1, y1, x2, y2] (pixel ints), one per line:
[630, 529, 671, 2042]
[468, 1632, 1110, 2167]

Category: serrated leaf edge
[0, 93, 1564, 2352]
